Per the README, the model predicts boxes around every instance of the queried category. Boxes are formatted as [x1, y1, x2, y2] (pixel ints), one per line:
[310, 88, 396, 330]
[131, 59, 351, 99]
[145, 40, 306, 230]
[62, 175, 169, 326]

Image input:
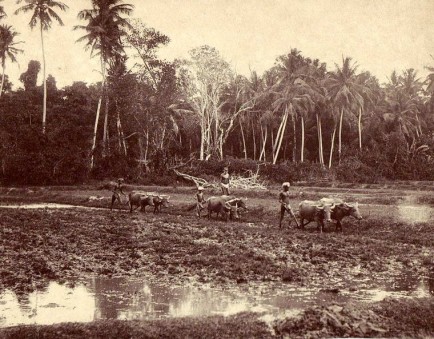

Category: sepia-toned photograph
[0, 0, 433, 337]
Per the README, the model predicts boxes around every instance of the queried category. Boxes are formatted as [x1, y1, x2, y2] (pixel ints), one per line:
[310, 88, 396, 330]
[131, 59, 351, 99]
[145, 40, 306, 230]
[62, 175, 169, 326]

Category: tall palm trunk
[338, 107, 344, 163]
[0, 63, 5, 98]
[259, 124, 266, 161]
[329, 125, 337, 168]
[252, 118, 257, 160]
[239, 119, 247, 159]
[300, 115, 305, 163]
[316, 113, 324, 165]
[40, 23, 47, 134]
[90, 56, 106, 169]
[273, 109, 289, 164]
[358, 107, 362, 150]
[102, 96, 109, 156]
[292, 109, 297, 163]
[116, 100, 127, 156]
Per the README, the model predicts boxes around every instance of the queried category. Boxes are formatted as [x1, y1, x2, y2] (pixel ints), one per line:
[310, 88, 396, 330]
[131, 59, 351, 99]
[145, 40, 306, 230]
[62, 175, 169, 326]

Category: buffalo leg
[315, 217, 323, 233]
[299, 218, 304, 229]
[300, 219, 309, 230]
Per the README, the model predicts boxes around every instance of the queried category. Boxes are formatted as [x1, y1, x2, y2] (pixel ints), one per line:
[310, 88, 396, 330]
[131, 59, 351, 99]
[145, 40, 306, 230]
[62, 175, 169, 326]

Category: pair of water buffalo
[297, 197, 362, 232]
[128, 191, 170, 214]
[203, 195, 248, 221]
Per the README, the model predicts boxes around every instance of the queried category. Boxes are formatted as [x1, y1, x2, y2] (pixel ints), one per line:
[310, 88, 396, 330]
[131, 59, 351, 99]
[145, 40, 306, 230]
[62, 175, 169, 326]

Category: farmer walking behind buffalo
[279, 182, 299, 228]
[196, 186, 206, 217]
[111, 178, 126, 210]
[220, 167, 231, 195]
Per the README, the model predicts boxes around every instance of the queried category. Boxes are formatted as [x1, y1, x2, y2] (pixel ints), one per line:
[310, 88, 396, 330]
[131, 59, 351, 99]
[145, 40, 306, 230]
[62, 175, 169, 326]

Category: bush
[139, 173, 176, 186]
[335, 156, 381, 183]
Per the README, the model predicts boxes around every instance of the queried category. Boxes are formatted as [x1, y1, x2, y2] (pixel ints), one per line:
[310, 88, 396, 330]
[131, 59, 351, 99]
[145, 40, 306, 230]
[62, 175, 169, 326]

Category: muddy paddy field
[0, 184, 433, 338]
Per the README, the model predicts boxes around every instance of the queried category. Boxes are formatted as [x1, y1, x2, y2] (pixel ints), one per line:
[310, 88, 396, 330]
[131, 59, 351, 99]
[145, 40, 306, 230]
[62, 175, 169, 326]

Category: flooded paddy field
[0, 185, 433, 337]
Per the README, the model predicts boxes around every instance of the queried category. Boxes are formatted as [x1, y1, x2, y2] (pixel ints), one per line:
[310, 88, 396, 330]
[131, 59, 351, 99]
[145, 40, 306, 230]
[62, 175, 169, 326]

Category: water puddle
[0, 275, 432, 328]
[361, 203, 434, 223]
[396, 205, 433, 223]
[0, 203, 103, 211]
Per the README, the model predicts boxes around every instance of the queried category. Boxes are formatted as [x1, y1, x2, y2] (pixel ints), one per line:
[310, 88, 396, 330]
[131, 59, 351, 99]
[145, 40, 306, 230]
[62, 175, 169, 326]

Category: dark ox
[152, 195, 170, 214]
[138, 194, 170, 213]
[329, 202, 362, 231]
[128, 192, 154, 213]
[207, 196, 246, 221]
[298, 200, 334, 233]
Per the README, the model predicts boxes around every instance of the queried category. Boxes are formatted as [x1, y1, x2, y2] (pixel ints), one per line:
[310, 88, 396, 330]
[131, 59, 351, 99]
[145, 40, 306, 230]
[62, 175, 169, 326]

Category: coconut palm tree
[75, 0, 133, 168]
[15, 0, 68, 134]
[237, 70, 264, 160]
[384, 74, 421, 144]
[0, 0, 6, 20]
[272, 78, 314, 164]
[301, 59, 328, 164]
[355, 71, 376, 149]
[425, 62, 434, 96]
[0, 25, 23, 97]
[273, 50, 316, 163]
[399, 68, 423, 136]
[326, 57, 365, 165]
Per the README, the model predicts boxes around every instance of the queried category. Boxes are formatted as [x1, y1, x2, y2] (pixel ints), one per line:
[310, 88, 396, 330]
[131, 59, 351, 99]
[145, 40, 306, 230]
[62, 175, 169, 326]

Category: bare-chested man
[279, 182, 298, 228]
[196, 186, 206, 217]
[220, 167, 230, 195]
[111, 178, 126, 210]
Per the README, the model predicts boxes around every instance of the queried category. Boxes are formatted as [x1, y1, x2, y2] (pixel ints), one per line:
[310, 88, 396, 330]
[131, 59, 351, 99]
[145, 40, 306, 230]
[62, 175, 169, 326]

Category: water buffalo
[207, 196, 240, 221]
[128, 192, 154, 213]
[329, 202, 362, 231]
[152, 195, 170, 214]
[298, 200, 334, 233]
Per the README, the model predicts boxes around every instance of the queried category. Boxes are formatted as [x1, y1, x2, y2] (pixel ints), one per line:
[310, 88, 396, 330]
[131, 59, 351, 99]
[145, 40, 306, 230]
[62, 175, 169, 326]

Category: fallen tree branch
[173, 169, 217, 188]
[173, 169, 267, 190]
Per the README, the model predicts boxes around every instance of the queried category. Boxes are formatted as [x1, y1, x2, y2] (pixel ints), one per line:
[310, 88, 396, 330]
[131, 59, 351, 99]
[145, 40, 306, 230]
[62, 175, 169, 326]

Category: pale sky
[1, 0, 433, 88]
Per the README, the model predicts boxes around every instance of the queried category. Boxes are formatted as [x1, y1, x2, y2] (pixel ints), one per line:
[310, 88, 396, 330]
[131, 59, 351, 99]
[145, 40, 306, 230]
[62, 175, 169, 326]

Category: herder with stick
[279, 182, 299, 228]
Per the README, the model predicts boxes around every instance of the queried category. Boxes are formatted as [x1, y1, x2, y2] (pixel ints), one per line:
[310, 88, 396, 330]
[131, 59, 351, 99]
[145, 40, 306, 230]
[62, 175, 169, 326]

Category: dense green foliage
[1, 3, 434, 185]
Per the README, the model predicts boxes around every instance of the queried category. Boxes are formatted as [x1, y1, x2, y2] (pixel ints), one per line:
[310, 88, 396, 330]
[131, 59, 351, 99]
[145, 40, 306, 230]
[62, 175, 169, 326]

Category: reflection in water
[0, 283, 95, 327]
[0, 275, 433, 328]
